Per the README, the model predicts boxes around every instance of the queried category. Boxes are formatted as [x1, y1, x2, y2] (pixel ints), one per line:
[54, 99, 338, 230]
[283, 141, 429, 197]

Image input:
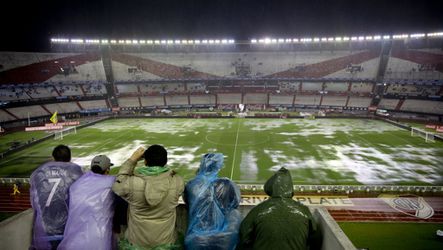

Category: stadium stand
[0, 53, 104, 84]
[294, 95, 322, 106]
[378, 98, 400, 110]
[118, 97, 141, 108]
[385, 84, 440, 97]
[6, 105, 49, 119]
[115, 83, 139, 94]
[268, 94, 294, 105]
[43, 102, 82, 114]
[218, 93, 242, 104]
[243, 93, 267, 104]
[189, 95, 216, 105]
[347, 97, 372, 107]
[301, 82, 323, 92]
[0, 109, 16, 122]
[165, 95, 189, 106]
[321, 96, 348, 107]
[140, 96, 165, 107]
[386, 45, 443, 81]
[324, 82, 349, 93]
[78, 100, 108, 110]
[400, 99, 443, 114]
[350, 82, 373, 93]
[53, 84, 83, 96]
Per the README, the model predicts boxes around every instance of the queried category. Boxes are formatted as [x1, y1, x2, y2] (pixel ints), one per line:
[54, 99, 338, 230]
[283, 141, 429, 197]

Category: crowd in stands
[29, 144, 317, 250]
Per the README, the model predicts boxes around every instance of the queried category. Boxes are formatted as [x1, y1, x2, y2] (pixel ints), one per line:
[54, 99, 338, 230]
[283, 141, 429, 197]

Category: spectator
[29, 145, 83, 250]
[112, 145, 184, 249]
[58, 155, 116, 250]
[237, 167, 318, 250]
[184, 153, 242, 250]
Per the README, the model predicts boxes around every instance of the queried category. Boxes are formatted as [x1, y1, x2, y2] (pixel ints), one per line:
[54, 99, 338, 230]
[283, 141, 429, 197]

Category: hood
[196, 153, 224, 180]
[264, 167, 294, 198]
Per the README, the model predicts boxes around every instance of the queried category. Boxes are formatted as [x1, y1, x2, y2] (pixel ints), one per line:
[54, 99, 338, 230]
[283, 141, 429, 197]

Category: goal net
[411, 127, 435, 143]
[54, 126, 77, 140]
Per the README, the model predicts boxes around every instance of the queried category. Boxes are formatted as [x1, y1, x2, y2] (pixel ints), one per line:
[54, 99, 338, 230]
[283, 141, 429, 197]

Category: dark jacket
[237, 167, 317, 250]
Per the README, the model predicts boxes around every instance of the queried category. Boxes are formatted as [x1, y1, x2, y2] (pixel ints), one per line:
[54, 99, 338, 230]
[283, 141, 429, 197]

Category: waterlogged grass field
[0, 118, 442, 185]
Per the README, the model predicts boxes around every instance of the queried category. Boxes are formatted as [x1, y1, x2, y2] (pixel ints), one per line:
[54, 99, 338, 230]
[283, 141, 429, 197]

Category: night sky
[2, 0, 443, 51]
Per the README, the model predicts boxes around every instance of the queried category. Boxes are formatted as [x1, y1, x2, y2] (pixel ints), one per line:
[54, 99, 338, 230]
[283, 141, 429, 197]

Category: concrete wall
[1, 206, 356, 250]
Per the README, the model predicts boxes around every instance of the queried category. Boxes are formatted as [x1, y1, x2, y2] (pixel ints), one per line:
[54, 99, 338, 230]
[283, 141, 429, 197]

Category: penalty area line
[230, 120, 241, 180]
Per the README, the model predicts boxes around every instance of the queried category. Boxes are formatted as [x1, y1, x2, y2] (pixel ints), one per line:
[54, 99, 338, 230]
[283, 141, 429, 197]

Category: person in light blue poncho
[58, 155, 116, 250]
[184, 153, 242, 250]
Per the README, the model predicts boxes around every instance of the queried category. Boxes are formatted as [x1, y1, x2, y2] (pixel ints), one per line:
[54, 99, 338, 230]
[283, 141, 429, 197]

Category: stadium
[1, 1, 443, 249]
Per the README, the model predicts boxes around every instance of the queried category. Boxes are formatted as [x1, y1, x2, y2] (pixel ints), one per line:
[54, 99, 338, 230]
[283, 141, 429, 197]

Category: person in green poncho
[112, 145, 184, 249]
[237, 167, 319, 250]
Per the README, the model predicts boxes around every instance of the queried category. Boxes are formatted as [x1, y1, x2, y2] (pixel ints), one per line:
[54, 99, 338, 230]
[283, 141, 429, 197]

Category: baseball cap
[91, 155, 114, 171]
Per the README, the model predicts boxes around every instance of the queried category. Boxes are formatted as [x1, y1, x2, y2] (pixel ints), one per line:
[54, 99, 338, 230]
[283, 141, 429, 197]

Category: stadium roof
[2, 0, 443, 51]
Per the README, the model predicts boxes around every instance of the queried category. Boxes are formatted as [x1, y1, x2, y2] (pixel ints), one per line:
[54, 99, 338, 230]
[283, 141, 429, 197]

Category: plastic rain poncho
[237, 167, 317, 250]
[184, 153, 242, 250]
[58, 171, 116, 250]
[30, 161, 83, 250]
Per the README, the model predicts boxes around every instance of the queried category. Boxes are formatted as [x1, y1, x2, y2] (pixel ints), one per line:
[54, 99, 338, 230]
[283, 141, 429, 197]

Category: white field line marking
[230, 120, 241, 179]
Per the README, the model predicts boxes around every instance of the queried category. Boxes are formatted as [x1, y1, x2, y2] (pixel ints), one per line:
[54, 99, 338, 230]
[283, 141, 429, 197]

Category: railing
[0, 206, 356, 250]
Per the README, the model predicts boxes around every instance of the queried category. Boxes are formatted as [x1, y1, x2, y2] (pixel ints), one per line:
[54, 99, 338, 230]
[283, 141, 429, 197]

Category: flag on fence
[50, 111, 58, 124]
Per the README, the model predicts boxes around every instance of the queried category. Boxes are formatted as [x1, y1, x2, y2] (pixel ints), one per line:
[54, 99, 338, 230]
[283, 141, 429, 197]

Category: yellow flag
[50, 111, 58, 124]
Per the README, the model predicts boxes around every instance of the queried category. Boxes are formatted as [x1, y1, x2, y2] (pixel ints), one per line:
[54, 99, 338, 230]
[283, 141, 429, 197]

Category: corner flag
[50, 111, 58, 124]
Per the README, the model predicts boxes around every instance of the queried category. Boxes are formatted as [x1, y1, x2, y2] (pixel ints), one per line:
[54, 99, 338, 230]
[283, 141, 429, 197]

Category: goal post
[411, 127, 435, 143]
[54, 126, 77, 140]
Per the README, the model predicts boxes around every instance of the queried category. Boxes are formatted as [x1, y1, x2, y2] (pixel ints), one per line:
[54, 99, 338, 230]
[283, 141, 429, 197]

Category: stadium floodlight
[101, 39, 109, 44]
[383, 35, 391, 40]
[327, 37, 334, 42]
[147, 40, 153, 44]
[167, 40, 173, 44]
[335, 37, 342, 41]
[342, 37, 350, 41]
[228, 39, 235, 44]
[285, 38, 292, 43]
[132, 40, 138, 44]
[154, 40, 160, 44]
[393, 34, 408, 39]
[351, 36, 358, 41]
[410, 33, 425, 38]
[313, 37, 320, 42]
[251, 39, 258, 43]
[215, 39, 221, 44]
[427, 32, 443, 37]
[188, 40, 194, 44]
[221, 39, 228, 44]
[321, 37, 327, 42]
[194, 40, 201, 44]
[182, 40, 188, 44]
[201, 40, 208, 44]
[85, 39, 99, 44]
[271, 39, 277, 43]
[365, 36, 373, 40]
[118, 40, 125, 44]
[110, 40, 117, 44]
[208, 39, 214, 44]
[160, 40, 167, 44]
[278, 38, 284, 43]
[264, 38, 271, 44]
[139, 40, 146, 44]
[71, 39, 84, 44]
[174, 40, 181, 44]
[301, 38, 312, 43]
[125, 40, 132, 44]
[293, 38, 299, 42]
[373, 35, 381, 40]
[358, 36, 365, 41]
